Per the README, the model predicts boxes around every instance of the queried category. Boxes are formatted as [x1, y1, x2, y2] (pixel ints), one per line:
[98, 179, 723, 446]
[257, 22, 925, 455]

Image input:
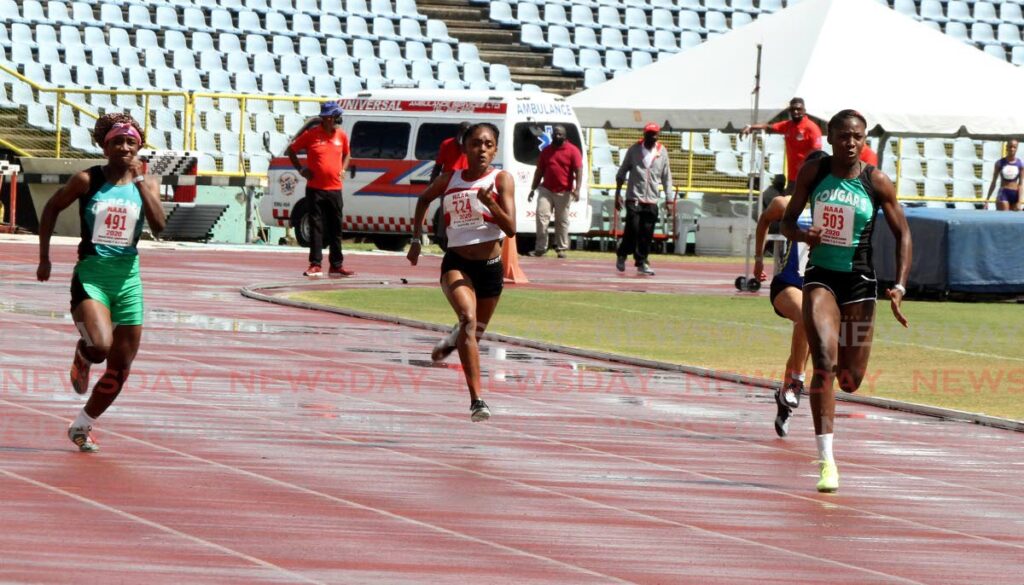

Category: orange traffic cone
[502, 235, 529, 284]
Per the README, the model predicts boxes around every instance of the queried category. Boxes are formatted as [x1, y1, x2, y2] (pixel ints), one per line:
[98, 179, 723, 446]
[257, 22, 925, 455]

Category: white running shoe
[470, 399, 491, 422]
[431, 325, 459, 363]
[68, 424, 99, 452]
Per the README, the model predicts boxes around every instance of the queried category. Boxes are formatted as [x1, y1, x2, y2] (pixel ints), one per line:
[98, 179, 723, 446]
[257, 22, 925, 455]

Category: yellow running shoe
[816, 460, 839, 493]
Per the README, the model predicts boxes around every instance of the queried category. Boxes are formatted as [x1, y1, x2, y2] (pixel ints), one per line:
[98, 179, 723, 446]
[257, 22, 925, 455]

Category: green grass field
[290, 287, 1024, 421]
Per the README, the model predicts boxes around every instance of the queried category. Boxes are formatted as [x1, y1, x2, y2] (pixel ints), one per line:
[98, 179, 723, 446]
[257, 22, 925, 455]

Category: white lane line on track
[0, 399, 635, 585]
[0, 466, 325, 585]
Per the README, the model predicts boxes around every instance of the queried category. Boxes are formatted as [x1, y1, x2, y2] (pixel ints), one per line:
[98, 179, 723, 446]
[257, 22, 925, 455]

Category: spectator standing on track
[782, 109, 911, 493]
[986, 139, 1023, 211]
[286, 100, 353, 278]
[36, 113, 165, 452]
[527, 124, 583, 259]
[408, 123, 516, 422]
[614, 122, 674, 276]
[429, 121, 470, 184]
[741, 97, 823, 192]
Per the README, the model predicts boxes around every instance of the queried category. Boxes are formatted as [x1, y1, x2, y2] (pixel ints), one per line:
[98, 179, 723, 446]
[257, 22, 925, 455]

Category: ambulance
[261, 89, 590, 252]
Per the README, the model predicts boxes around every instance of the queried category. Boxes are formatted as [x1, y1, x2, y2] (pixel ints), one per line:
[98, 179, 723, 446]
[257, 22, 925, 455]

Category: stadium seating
[0, 0, 508, 170]
[0, 0, 1015, 196]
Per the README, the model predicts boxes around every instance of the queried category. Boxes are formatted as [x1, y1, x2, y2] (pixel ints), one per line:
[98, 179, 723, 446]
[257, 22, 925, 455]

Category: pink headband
[104, 123, 142, 145]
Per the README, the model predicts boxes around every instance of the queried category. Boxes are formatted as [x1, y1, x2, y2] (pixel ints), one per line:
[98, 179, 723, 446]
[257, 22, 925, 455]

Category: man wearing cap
[527, 124, 583, 258]
[614, 122, 674, 276]
[286, 100, 353, 277]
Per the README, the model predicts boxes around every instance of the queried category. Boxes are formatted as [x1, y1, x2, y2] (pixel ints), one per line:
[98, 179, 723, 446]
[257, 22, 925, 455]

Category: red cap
[643, 122, 660, 133]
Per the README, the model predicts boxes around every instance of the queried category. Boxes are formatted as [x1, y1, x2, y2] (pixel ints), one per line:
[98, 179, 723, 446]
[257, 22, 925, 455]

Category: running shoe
[781, 380, 802, 408]
[303, 264, 323, 277]
[328, 265, 355, 277]
[68, 424, 99, 453]
[637, 263, 656, 276]
[773, 388, 793, 437]
[615, 256, 626, 272]
[70, 344, 91, 396]
[816, 460, 839, 493]
[431, 325, 459, 363]
[470, 399, 491, 422]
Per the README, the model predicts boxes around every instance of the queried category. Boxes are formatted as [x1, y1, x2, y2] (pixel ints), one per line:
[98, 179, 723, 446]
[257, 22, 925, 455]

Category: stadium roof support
[568, 0, 1024, 138]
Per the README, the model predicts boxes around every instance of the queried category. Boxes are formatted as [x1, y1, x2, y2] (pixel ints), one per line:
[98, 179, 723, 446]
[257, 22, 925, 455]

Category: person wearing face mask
[614, 123, 674, 276]
[287, 100, 353, 278]
[742, 97, 823, 192]
[526, 124, 583, 259]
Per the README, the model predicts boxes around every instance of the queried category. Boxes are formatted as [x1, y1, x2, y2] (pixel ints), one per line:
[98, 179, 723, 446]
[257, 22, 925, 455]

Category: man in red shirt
[742, 97, 823, 191]
[286, 101, 353, 278]
[429, 121, 470, 183]
[859, 144, 879, 166]
[527, 124, 583, 258]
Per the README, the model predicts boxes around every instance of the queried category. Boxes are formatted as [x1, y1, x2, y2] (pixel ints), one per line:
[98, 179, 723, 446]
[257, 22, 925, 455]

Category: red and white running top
[442, 168, 505, 248]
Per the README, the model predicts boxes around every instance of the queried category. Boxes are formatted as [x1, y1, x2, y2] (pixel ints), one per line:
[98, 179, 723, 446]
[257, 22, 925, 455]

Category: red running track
[0, 237, 1021, 584]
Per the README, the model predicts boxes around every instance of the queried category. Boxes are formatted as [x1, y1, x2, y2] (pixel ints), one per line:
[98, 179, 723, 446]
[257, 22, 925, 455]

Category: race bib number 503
[813, 203, 854, 247]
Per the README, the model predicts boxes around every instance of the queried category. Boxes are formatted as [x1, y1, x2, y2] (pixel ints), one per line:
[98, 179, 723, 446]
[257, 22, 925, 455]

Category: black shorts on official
[803, 265, 878, 306]
[440, 251, 504, 299]
[769, 276, 800, 318]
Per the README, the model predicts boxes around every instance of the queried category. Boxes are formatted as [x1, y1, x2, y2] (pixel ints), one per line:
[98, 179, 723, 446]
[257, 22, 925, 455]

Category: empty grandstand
[0, 0, 1016, 215]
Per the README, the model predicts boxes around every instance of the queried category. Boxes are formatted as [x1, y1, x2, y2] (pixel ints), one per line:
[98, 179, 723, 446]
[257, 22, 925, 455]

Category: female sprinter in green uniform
[407, 123, 516, 422]
[37, 113, 165, 452]
[782, 110, 911, 492]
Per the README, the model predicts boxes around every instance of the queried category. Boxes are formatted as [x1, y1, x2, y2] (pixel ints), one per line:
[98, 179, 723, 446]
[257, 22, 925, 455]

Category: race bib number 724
[813, 203, 854, 247]
[446, 191, 484, 230]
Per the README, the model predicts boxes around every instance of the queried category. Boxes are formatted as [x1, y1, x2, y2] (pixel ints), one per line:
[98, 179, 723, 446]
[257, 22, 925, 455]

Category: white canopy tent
[568, 0, 1024, 139]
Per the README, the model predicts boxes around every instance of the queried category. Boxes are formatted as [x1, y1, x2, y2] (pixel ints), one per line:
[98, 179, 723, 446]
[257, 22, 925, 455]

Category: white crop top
[442, 168, 506, 248]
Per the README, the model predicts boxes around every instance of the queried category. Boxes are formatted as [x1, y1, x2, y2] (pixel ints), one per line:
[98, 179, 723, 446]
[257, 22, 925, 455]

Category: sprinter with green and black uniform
[782, 110, 911, 494]
[37, 113, 165, 453]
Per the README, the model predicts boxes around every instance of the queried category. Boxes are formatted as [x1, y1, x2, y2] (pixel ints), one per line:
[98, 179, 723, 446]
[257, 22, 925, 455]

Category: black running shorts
[803, 265, 878, 306]
[440, 251, 504, 299]
[769, 276, 800, 318]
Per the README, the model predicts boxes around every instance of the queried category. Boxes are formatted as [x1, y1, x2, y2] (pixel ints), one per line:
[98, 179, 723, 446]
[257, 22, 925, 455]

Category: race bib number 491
[813, 203, 854, 247]
[92, 201, 139, 247]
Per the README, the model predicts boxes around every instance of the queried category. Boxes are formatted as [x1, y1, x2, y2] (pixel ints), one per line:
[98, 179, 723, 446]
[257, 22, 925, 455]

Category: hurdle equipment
[137, 150, 199, 177]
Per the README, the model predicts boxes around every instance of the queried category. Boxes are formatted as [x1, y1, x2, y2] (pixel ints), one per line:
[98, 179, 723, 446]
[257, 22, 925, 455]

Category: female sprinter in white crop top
[408, 122, 516, 422]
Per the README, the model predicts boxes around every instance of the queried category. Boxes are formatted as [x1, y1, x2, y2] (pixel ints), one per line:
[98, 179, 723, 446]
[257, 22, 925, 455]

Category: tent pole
[741, 44, 764, 291]
[877, 132, 892, 168]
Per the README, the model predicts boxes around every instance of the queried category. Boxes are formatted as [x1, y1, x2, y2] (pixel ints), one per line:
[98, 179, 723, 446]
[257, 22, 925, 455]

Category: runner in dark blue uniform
[754, 195, 812, 437]
[986, 139, 1023, 211]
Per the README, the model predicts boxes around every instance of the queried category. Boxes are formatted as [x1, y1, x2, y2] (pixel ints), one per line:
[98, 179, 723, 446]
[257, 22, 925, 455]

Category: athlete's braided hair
[92, 112, 145, 146]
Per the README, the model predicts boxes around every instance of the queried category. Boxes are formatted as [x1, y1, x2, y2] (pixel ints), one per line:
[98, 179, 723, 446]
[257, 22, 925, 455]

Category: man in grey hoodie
[614, 123, 674, 276]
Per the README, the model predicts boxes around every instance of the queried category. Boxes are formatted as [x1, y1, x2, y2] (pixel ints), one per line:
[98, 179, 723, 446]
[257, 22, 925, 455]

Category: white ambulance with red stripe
[261, 89, 590, 252]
